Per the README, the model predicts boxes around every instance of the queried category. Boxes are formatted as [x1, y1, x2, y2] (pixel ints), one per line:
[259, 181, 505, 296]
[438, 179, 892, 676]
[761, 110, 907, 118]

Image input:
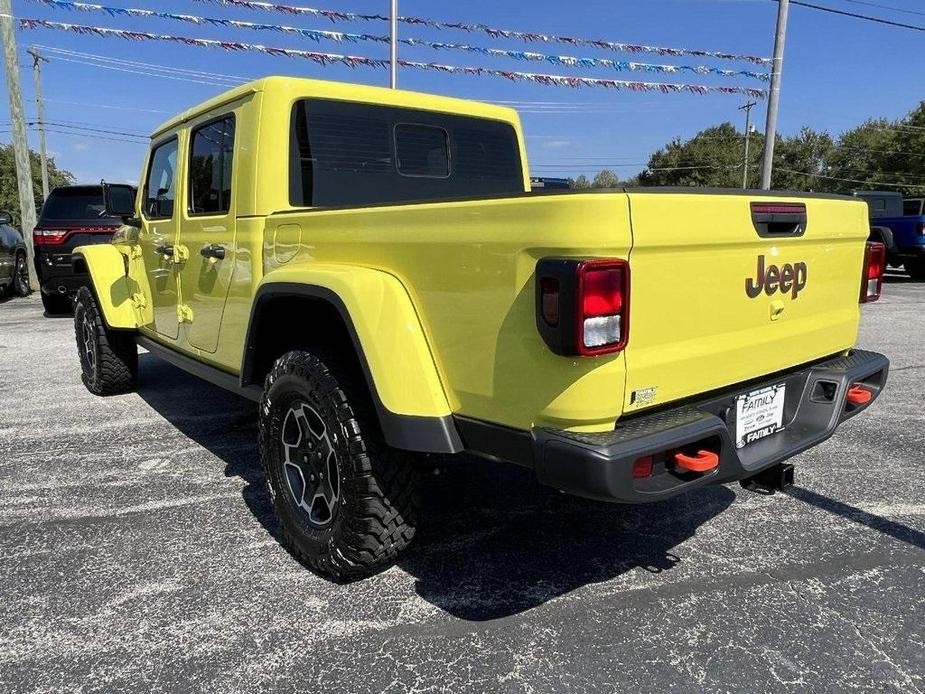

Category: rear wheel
[42, 291, 73, 315]
[12, 252, 30, 297]
[74, 286, 137, 395]
[906, 259, 925, 281]
[259, 350, 418, 581]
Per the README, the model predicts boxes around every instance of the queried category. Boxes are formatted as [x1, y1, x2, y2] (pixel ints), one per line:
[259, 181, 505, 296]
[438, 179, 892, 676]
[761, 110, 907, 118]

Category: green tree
[821, 103, 925, 195]
[638, 123, 754, 188]
[591, 169, 621, 189]
[0, 144, 75, 228]
[569, 174, 591, 190]
[636, 122, 837, 191]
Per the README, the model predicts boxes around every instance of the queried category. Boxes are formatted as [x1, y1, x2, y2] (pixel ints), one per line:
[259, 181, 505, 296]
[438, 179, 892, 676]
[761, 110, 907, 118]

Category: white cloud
[541, 138, 574, 149]
[72, 142, 89, 151]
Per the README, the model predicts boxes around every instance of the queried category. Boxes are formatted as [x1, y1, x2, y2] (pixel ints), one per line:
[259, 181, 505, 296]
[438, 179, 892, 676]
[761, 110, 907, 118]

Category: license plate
[735, 384, 786, 449]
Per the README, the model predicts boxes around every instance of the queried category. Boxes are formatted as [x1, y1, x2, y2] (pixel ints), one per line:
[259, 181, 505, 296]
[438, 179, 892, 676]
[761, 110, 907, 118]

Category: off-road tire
[12, 252, 30, 297]
[906, 259, 925, 281]
[42, 291, 73, 315]
[74, 286, 137, 395]
[259, 350, 419, 581]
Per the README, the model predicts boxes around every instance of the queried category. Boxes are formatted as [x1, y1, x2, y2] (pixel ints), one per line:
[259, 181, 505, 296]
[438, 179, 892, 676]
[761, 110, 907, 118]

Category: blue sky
[2, 0, 924, 185]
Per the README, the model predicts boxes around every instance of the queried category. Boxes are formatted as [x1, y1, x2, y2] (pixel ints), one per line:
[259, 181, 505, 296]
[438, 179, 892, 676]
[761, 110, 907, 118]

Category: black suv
[34, 184, 132, 314]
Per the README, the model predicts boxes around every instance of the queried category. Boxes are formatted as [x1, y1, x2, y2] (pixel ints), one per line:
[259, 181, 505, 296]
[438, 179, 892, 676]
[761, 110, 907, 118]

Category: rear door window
[144, 138, 179, 220]
[188, 115, 236, 215]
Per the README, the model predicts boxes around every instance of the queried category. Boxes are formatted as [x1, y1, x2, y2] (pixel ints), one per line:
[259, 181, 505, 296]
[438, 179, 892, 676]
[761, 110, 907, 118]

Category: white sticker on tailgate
[735, 384, 786, 449]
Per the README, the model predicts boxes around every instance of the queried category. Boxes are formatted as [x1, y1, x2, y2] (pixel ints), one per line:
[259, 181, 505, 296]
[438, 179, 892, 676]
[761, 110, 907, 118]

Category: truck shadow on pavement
[135, 353, 735, 621]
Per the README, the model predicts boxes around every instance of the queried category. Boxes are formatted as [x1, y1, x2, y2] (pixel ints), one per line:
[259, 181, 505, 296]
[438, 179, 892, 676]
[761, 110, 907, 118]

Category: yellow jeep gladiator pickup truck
[73, 76, 889, 579]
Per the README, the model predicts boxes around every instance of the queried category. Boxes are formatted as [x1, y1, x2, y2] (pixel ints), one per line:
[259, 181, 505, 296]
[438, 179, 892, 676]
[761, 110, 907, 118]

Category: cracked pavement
[0, 277, 923, 693]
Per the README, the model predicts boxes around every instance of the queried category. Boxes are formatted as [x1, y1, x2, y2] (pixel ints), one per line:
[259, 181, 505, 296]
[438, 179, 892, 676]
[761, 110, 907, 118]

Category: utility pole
[1, 0, 40, 290]
[760, 0, 789, 190]
[739, 100, 757, 190]
[389, 0, 398, 89]
[27, 46, 50, 202]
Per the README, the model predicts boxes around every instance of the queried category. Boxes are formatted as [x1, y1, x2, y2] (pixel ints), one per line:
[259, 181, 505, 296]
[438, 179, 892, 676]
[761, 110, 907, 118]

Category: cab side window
[144, 138, 179, 219]
[189, 115, 236, 216]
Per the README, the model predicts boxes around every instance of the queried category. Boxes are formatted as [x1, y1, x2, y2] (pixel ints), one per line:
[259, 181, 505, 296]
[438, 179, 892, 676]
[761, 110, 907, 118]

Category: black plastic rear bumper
[533, 350, 889, 503]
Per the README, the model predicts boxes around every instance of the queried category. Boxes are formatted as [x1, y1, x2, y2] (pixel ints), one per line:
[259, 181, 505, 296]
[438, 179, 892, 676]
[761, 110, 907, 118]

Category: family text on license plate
[735, 384, 786, 449]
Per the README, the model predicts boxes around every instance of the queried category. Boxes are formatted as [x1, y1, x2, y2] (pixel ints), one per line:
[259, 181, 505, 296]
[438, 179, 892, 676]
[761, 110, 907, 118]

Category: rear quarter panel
[262, 194, 633, 432]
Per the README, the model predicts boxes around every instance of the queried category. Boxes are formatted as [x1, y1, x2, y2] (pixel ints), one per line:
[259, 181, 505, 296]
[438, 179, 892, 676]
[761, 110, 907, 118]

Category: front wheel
[74, 286, 138, 395]
[259, 350, 418, 581]
[12, 252, 30, 297]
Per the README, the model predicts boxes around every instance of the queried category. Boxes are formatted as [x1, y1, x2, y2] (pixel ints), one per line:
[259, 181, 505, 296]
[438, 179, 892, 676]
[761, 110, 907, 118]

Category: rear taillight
[917, 222, 925, 236]
[577, 260, 628, 355]
[33, 227, 115, 245]
[33, 229, 69, 245]
[861, 241, 885, 303]
[535, 257, 630, 356]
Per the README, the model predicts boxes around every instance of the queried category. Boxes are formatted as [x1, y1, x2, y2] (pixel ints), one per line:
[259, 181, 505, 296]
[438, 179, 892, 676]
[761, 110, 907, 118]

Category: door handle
[155, 244, 174, 257]
[200, 244, 226, 260]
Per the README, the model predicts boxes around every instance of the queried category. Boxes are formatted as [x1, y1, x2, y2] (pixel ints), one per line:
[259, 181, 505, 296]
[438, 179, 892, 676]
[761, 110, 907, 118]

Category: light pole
[739, 100, 757, 189]
[1, 0, 40, 289]
[389, 0, 398, 89]
[27, 47, 50, 202]
[761, 0, 790, 190]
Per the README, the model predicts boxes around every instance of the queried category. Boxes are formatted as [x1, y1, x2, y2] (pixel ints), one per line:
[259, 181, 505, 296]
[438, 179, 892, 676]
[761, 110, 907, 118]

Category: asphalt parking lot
[0, 278, 923, 693]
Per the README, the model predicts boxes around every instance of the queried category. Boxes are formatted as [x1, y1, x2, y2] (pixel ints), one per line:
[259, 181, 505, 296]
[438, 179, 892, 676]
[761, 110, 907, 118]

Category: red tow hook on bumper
[846, 384, 873, 405]
[673, 450, 720, 473]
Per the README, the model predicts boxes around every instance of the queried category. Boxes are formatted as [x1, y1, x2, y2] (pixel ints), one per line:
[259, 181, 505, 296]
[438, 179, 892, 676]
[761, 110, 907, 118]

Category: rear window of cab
[39, 187, 112, 223]
[289, 99, 524, 208]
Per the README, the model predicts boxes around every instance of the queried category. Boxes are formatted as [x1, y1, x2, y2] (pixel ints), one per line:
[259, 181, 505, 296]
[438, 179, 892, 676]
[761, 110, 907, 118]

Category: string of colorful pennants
[26, 0, 770, 82]
[17, 18, 769, 98]
[189, 0, 772, 66]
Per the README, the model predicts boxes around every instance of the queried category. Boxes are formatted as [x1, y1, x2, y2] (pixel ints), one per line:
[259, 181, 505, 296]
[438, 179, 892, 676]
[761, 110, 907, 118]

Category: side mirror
[101, 182, 141, 227]
[0, 211, 12, 226]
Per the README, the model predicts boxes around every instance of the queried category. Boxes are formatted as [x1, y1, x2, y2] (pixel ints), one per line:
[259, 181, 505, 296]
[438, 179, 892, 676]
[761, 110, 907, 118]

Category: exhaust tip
[57, 285, 69, 294]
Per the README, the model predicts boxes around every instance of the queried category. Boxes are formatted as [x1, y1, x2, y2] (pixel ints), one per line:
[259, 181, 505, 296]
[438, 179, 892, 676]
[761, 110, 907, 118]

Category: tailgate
[623, 192, 869, 413]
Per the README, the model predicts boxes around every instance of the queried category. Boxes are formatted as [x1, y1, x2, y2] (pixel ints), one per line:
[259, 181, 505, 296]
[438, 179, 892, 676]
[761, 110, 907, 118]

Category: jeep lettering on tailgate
[745, 255, 808, 299]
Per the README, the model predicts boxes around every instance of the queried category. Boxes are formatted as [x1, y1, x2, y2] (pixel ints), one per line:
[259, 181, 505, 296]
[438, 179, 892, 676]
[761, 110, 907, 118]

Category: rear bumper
[533, 350, 889, 503]
[35, 254, 87, 295]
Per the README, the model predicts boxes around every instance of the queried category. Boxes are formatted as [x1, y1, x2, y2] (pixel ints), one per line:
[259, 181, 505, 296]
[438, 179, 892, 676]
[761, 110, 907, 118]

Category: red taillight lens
[33, 229, 69, 245]
[917, 222, 925, 236]
[861, 241, 885, 303]
[577, 260, 629, 355]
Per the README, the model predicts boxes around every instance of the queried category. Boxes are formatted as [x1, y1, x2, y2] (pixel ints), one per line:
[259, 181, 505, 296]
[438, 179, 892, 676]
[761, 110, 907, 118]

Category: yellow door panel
[177, 111, 241, 354]
[137, 136, 182, 341]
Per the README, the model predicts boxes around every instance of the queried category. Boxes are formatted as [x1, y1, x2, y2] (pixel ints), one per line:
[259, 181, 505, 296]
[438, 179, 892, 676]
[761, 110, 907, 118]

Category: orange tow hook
[846, 384, 873, 405]
[674, 450, 720, 473]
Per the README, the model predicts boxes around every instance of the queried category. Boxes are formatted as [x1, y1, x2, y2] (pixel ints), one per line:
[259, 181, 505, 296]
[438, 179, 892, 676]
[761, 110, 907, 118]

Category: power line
[775, 167, 925, 188]
[783, 0, 925, 31]
[838, 0, 925, 18]
[32, 121, 148, 138]
[35, 44, 253, 83]
[37, 126, 147, 144]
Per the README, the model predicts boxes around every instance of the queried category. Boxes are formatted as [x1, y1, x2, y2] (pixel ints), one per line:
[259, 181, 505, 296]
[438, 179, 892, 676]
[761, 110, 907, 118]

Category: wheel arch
[242, 275, 462, 454]
[72, 244, 137, 330]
